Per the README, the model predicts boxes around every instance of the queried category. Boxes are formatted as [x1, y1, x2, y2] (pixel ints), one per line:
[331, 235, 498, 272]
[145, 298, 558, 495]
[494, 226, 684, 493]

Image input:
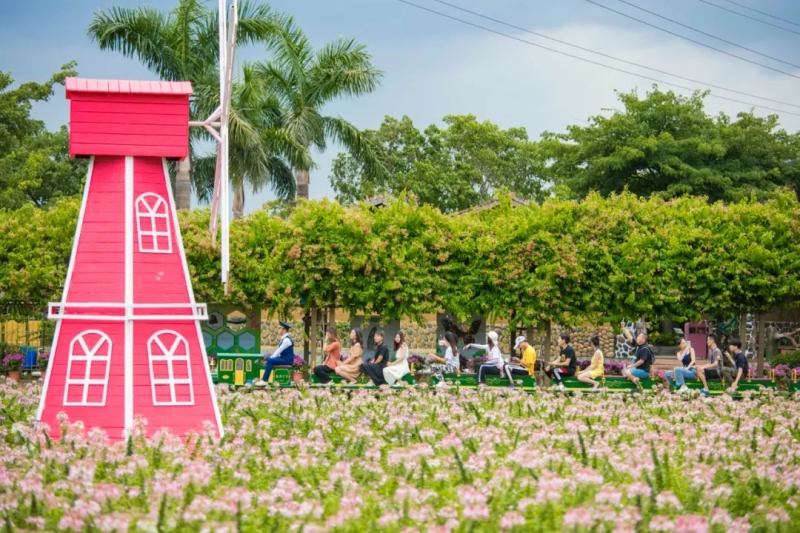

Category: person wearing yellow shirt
[505, 336, 537, 388]
[577, 335, 604, 390]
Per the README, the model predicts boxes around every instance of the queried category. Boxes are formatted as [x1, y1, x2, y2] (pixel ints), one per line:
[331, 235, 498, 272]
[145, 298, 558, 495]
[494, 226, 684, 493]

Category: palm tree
[87, 0, 298, 210]
[191, 63, 312, 217]
[254, 30, 386, 199]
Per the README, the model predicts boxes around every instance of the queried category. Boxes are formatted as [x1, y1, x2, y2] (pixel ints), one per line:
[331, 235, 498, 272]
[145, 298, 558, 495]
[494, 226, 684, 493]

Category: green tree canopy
[329, 115, 546, 213]
[0, 63, 87, 209]
[4, 192, 800, 328]
[539, 87, 800, 203]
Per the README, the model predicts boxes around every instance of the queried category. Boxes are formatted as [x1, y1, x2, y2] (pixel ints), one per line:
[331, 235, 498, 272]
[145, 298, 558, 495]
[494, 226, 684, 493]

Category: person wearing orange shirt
[313, 327, 341, 384]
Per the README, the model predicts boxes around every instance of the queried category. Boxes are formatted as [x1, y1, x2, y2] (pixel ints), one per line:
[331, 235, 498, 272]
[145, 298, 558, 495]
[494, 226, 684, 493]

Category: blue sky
[2, 0, 799, 213]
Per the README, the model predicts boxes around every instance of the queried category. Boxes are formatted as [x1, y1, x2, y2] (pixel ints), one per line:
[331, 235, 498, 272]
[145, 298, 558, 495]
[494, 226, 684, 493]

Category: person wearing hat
[465, 330, 504, 385]
[255, 320, 295, 387]
[503, 335, 537, 388]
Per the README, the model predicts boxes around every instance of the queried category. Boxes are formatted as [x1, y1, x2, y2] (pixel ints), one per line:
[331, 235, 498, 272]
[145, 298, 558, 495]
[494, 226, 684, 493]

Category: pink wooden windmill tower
[37, 1, 239, 440]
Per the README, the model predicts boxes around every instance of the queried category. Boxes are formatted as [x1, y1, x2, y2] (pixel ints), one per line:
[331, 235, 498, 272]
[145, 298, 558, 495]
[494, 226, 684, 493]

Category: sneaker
[679, 385, 689, 394]
[366, 379, 375, 387]
[253, 379, 268, 388]
[557, 382, 566, 391]
[699, 389, 710, 396]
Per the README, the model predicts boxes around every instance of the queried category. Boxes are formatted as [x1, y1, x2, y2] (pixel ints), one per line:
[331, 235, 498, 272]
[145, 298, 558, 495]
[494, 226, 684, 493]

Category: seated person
[698, 334, 724, 396]
[619, 321, 653, 390]
[335, 329, 364, 385]
[465, 331, 504, 385]
[383, 332, 410, 386]
[722, 338, 748, 394]
[430, 332, 461, 379]
[577, 335, 604, 390]
[545, 334, 577, 390]
[504, 335, 537, 388]
[360, 330, 390, 386]
[312, 327, 341, 384]
[255, 321, 294, 387]
[666, 338, 696, 394]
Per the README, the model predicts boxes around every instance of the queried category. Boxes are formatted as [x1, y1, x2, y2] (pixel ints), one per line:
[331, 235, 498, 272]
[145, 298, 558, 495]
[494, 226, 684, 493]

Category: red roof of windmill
[65, 78, 193, 95]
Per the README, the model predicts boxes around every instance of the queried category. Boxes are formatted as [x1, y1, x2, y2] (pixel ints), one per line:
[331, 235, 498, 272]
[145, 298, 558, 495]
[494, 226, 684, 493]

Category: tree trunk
[756, 313, 765, 378]
[295, 168, 310, 200]
[233, 182, 245, 219]
[175, 157, 192, 210]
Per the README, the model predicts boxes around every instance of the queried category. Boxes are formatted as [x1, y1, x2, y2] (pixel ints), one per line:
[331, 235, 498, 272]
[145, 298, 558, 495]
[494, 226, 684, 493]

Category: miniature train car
[210, 356, 792, 397]
[212, 353, 293, 387]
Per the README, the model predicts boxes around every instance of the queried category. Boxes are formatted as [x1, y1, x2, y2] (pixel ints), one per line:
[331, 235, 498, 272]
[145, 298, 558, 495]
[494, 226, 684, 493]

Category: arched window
[64, 330, 112, 406]
[148, 330, 194, 405]
[135, 193, 172, 253]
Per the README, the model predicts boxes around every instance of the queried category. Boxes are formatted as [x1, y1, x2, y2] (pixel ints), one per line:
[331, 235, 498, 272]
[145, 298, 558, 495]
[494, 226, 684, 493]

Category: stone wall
[549, 324, 616, 359]
[261, 317, 618, 360]
[400, 319, 438, 351]
[261, 319, 305, 353]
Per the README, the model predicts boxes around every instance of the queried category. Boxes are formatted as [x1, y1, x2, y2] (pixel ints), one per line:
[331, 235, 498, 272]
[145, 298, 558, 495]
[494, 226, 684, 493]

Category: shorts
[629, 368, 650, 379]
[703, 368, 720, 380]
[588, 368, 604, 379]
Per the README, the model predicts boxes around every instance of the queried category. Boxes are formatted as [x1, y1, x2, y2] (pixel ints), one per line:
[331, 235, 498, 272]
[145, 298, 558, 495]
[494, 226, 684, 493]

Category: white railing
[47, 302, 208, 321]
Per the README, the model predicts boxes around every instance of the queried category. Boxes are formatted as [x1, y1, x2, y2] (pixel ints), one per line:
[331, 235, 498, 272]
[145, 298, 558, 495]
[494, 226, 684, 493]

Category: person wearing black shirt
[620, 321, 653, 391]
[722, 338, 748, 393]
[360, 330, 390, 386]
[545, 334, 577, 390]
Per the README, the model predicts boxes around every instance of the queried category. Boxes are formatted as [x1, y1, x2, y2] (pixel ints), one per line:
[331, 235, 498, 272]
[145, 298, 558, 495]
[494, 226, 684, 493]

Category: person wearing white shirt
[465, 330, 504, 385]
[430, 332, 461, 380]
[255, 321, 295, 387]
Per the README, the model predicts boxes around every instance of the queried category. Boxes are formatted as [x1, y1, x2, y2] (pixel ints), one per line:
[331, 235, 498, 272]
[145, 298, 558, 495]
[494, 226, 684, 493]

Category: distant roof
[364, 195, 389, 208]
[65, 77, 193, 96]
[458, 195, 530, 215]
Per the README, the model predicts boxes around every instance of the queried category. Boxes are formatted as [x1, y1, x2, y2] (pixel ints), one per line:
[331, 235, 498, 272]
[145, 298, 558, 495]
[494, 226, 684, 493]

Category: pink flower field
[1, 378, 799, 532]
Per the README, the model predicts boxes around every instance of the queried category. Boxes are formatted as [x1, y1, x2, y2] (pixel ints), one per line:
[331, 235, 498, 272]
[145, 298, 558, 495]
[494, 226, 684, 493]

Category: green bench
[560, 376, 658, 392]
[433, 373, 537, 390]
[309, 373, 416, 388]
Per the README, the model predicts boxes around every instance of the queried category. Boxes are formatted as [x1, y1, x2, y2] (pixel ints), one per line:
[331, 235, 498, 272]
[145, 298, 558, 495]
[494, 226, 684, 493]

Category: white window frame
[64, 330, 112, 406]
[147, 330, 194, 406]
[135, 193, 172, 254]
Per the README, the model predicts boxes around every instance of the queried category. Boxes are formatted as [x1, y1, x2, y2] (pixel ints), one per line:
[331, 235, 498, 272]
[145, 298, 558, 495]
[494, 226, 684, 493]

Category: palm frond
[281, 106, 327, 153]
[308, 38, 384, 104]
[236, 0, 300, 47]
[87, 6, 181, 79]
[253, 61, 298, 109]
[322, 116, 387, 181]
[191, 153, 217, 204]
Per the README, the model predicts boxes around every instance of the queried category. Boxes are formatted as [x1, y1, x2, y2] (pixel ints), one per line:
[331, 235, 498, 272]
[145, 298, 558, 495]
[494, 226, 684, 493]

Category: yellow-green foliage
[2, 192, 799, 323]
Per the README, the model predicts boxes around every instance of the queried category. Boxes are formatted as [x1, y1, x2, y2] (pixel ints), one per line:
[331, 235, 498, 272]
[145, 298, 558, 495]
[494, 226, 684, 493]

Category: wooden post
[543, 320, 552, 361]
[328, 306, 335, 335]
[738, 313, 747, 347]
[309, 307, 318, 368]
[509, 310, 517, 355]
[303, 312, 310, 360]
[756, 313, 766, 378]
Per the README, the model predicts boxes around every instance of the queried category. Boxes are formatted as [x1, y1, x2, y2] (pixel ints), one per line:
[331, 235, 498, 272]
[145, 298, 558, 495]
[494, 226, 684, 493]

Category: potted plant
[38, 352, 50, 380]
[407, 354, 430, 383]
[291, 355, 308, 383]
[3, 352, 25, 382]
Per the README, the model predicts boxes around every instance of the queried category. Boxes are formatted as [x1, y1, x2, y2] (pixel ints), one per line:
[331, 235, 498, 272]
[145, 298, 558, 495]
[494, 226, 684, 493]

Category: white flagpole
[218, 0, 230, 292]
